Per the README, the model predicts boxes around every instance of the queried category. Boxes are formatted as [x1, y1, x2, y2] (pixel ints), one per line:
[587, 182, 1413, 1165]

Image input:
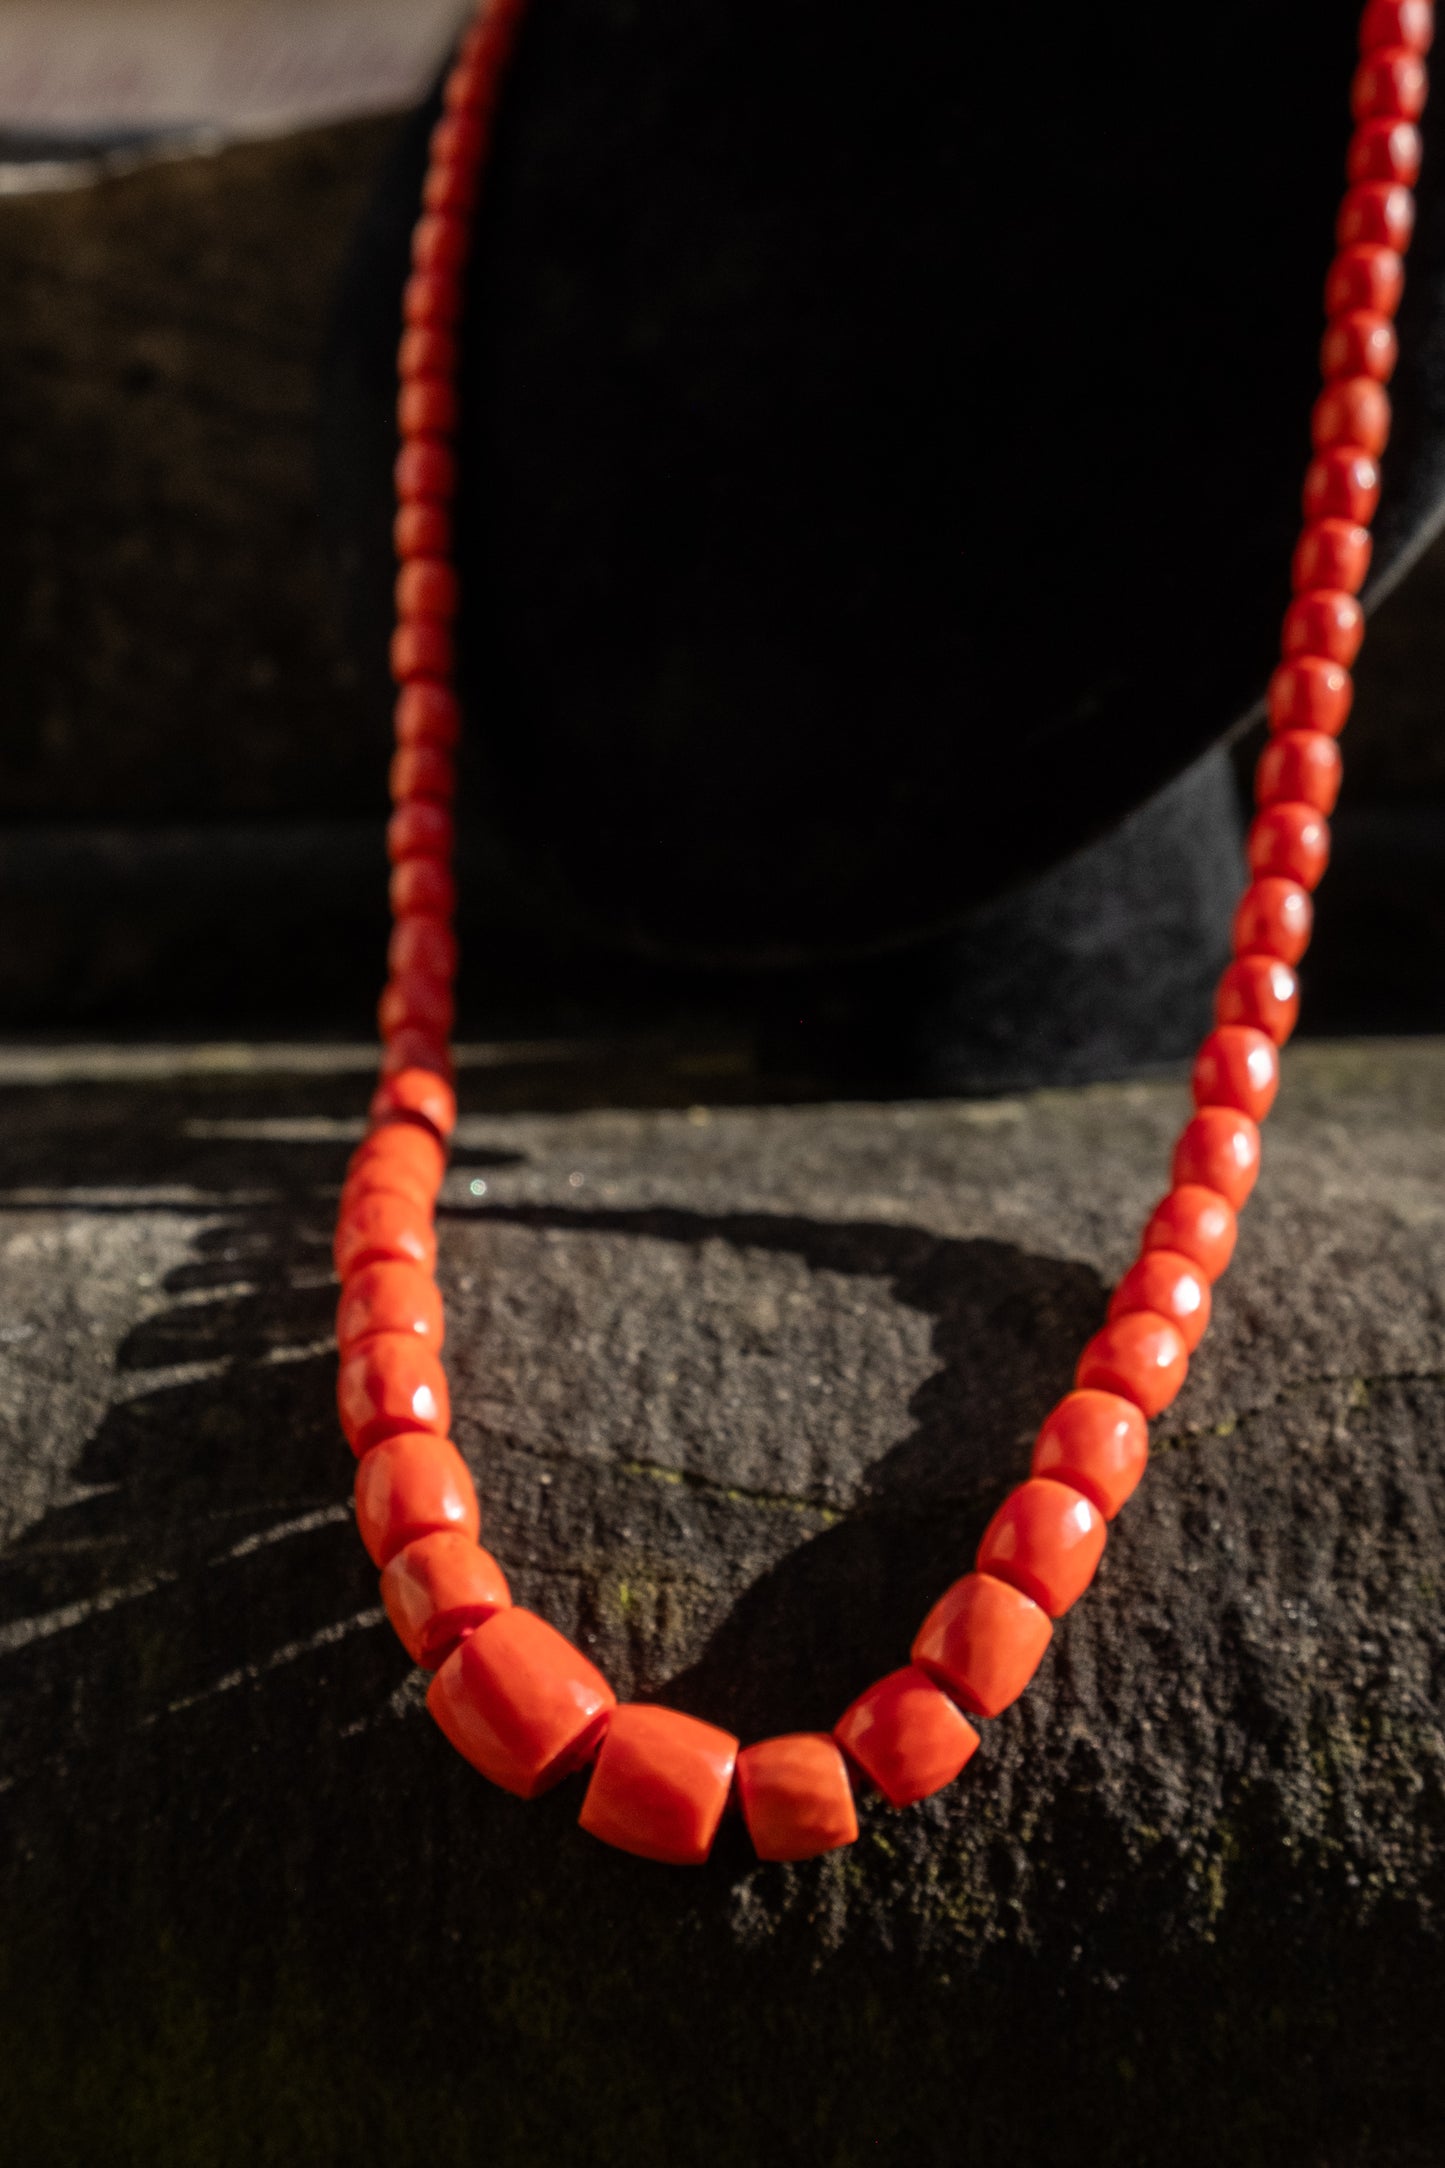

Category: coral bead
[1301, 447, 1381, 526]
[395, 681, 461, 748]
[396, 557, 459, 622]
[389, 914, 458, 983]
[1247, 804, 1332, 892]
[337, 1261, 444, 1356]
[1360, 0, 1434, 52]
[1233, 876, 1314, 965]
[398, 378, 459, 439]
[1192, 1025, 1281, 1122]
[388, 800, 454, 864]
[354, 1433, 479, 1568]
[1108, 1249, 1212, 1354]
[1321, 308, 1399, 381]
[380, 1029, 451, 1081]
[423, 158, 479, 215]
[1029, 1390, 1149, 1519]
[1336, 182, 1416, 253]
[736, 1735, 859, 1861]
[1281, 588, 1363, 666]
[402, 270, 461, 328]
[911, 1571, 1054, 1717]
[1311, 375, 1392, 455]
[333, 1192, 437, 1279]
[390, 620, 453, 685]
[1291, 518, 1373, 594]
[382, 1532, 511, 1668]
[1347, 116, 1424, 184]
[1142, 1185, 1238, 1281]
[1267, 655, 1354, 735]
[1075, 1312, 1189, 1420]
[1325, 244, 1406, 318]
[398, 324, 457, 381]
[390, 744, 455, 804]
[834, 1666, 979, 1808]
[411, 212, 468, 275]
[369, 1065, 457, 1141]
[1215, 953, 1303, 1045]
[392, 500, 448, 559]
[1351, 46, 1429, 119]
[336, 1334, 450, 1456]
[379, 974, 455, 1042]
[1255, 730, 1343, 815]
[430, 111, 484, 167]
[394, 437, 457, 502]
[347, 1118, 446, 1201]
[1172, 1108, 1262, 1209]
[390, 857, 457, 919]
[427, 1607, 615, 1798]
[976, 1478, 1108, 1617]
[579, 1705, 739, 1865]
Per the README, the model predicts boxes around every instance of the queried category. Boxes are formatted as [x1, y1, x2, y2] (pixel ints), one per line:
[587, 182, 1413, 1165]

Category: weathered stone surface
[1, 1039, 1443, 2164]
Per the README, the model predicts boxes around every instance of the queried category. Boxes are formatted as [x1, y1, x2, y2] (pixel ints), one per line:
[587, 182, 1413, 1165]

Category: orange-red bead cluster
[332, 0, 1431, 1864]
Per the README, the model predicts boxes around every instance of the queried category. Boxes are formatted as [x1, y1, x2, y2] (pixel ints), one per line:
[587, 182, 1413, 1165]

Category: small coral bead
[1359, 0, 1434, 51]
[427, 1607, 615, 1798]
[390, 745, 455, 804]
[333, 1192, 437, 1279]
[337, 1261, 445, 1356]
[430, 112, 484, 166]
[1029, 1390, 1149, 1518]
[1192, 1025, 1281, 1122]
[976, 1478, 1108, 1616]
[396, 557, 460, 622]
[1108, 1249, 1212, 1353]
[1255, 730, 1343, 815]
[398, 324, 458, 381]
[402, 271, 461, 328]
[1267, 656, 1354, 735]
[394, 501, 451, 560]
[1291, 518, 1373, 594]
[346, 1118, 446, 1202]
[1301, 448, 1381, 526]
[423, 158, 479, 215]
[736, 1734, 859, 1861]
[390, 621, 453, 685]
[411, 212, 468, 275]
[398, 379, 459, 439]
[1172, 1108, 1262, 1209]
[1233, 877, 1314, 965]
[1321, 309, 1399, 380]
[1215, 953, 1302, 1045]
[388, 800, 454, 864]
[380, 1029, 451, 1081]
[369, 1066, 457, 1141]
[389, 914, 458, 983]
[1075, 1312, 1189, 1419]
[355, 1433, 480, 1568]
[390, 857, 457, 919]
[1351, 46, 1429, 120]
[1347, 116, 1423, 184]
[911, 1570, 1054, 1717]
[395, 682, 461, 747]
[382, 1531, 511, 1667]
[1247, 804, 1331, 891]
[1336, 182, 1416, 253]
[578, 1705, 740, 1865]
[1325, 244, 1406, 317]
[1281, 588, 1363, 665]
[394, 436, 457, 502]
[336, 1334, 450, 1456]
[1312, 376, 1392, 455]
[834, 1665, 980, 1808]
[1142, 1185, 1238, 1281]
[378, 974, 455, 1042]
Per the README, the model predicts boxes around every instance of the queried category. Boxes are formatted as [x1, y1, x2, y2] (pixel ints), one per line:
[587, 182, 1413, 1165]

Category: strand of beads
[332, 0, 1431, 1865]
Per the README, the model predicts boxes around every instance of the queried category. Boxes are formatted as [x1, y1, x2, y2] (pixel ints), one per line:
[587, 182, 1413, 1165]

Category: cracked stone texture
[1, 1039, 1443, 2166]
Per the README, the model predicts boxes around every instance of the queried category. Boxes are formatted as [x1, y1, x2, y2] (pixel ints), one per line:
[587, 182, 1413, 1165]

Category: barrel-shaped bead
[387, 800, 454, 864]
[427, 1607, 615, 1798]
[1360, 1, 1435, 52]
[348, 1117, 446, 1200]
[395, 681, 461, 748]
[394, 435, 457, 502]
[378, 974, 455, 1042]
[390, 857, 456, 919]
[1351, 45, 1429, 119]
[369, 1066, 457, 1142]
[390, 620, 453, 686]
[1281, 588, 1363, 665]
[337, 1334, 450, 1455]
[1311, 375, 1392, 454]
[355, 1433, 479, 1567]
[1192, 1025, 1281, 1122]
[1075, 1312, 1189, 1419]
[389, 914, 458, 984]
[1233, 877, 1314, 965]
[1347, 116, 1423, 184]
[1108, 1249, 1212, 1353]
[1320, 308, 1399, 380]
[1215, 953, 1302, 1045]
[976, 1478, 1108, 1616]
[579, 1705, 739, 1865]
[1172, 1108, 1262, 1208]
[1142, 1184, 1238, 1281]
[1267, 655, 1354, 735]
[1324, 243, 1405, 318]
[1247, 804, 1331, 891]
[333, 1191, 437, 1279]
[381, 1530, 509, 1667]
[394, 500, 451, 561]
[736, 1734, 859, 1861]
[834, 1665, 979, 1808]
[1255, 730, 1343, 815]
[1291, 517, 1373, 593]
[1336, 181, 1415, 252]
[337, 1261, 444, 1356]
[1029, 1389, 1149, 1518]
[911, 1571, 1054, 1717]
[389, 745, 455, 805]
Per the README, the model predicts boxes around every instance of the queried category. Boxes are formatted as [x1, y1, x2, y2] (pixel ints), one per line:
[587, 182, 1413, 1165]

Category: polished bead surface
[1281, 588, 1364, 665]
[337, 1261, 444, 1357]
[398, 378, 459, 439]
[1255, 729, 1344, 814]
[427, 1606, 615, 1798]
[396, 556, 460, 621]
[336, 1334, 450, 1456]
[390, 857, 457, 919]
[1247, 804, 1331, 891]
[387, 800, 454, 864]
[1324, 243, 1406, 317]
[1336, 181, 1416, 251]
[430, 111, 484, 165]
[389, 914, 458, 983]
[977, 1478, 1107, 1616]
[1215, 952, 1303, 1044]
[1352, 45, 1429, 118]
[382, 1532, 510, 1667]
[394, 436, 457, 501]
[1108, 1249, 1212, 1353]
[1291, 517, 1373, 593]
[395, 681, 461, 747]
[1320, 307, 1399, 380]
[1267, 655, 1354, 734]
[1301, 447, 1381, 526]
[1028, 1389, 1149, 1519]
[1233, 876, 1314, 965]
[1347, 115, 1424, 183]
[398, 324, 458, 381]
[834, 1665, 979, 1808]
[1142, 1184, 1238, 1281]
[401, 270, 461, 328]
[411, 211, 468, 275]
[378, 974, 455, 1042]
[1075, 1311, 1189, 1419]
[911, 1570, 1053, 1716]
[333, 1191, 437, 1279]
[736, 1733, 858, 1862]
[1171, 1107, 1262, 1209]
[1311, 374, 1392, 454]
[579, 1704, 739, 1865]
[347, 1118, 446, 1201]
[389, 744, 455, 804]
[1360, 0, 1435, 50]
[379, 1028, 452, 1081]
[422, 158, 479, 215]
[355, 1433, 479, 1568]
[1191, 1025, 1281, 1122]
[369, 1065, 457, 1141]
[393, 500, 451, 560]
[390, 620, 453, 685]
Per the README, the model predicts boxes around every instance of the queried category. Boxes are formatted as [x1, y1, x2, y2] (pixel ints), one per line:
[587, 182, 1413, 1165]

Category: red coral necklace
[333, 0, 1433, 1865]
